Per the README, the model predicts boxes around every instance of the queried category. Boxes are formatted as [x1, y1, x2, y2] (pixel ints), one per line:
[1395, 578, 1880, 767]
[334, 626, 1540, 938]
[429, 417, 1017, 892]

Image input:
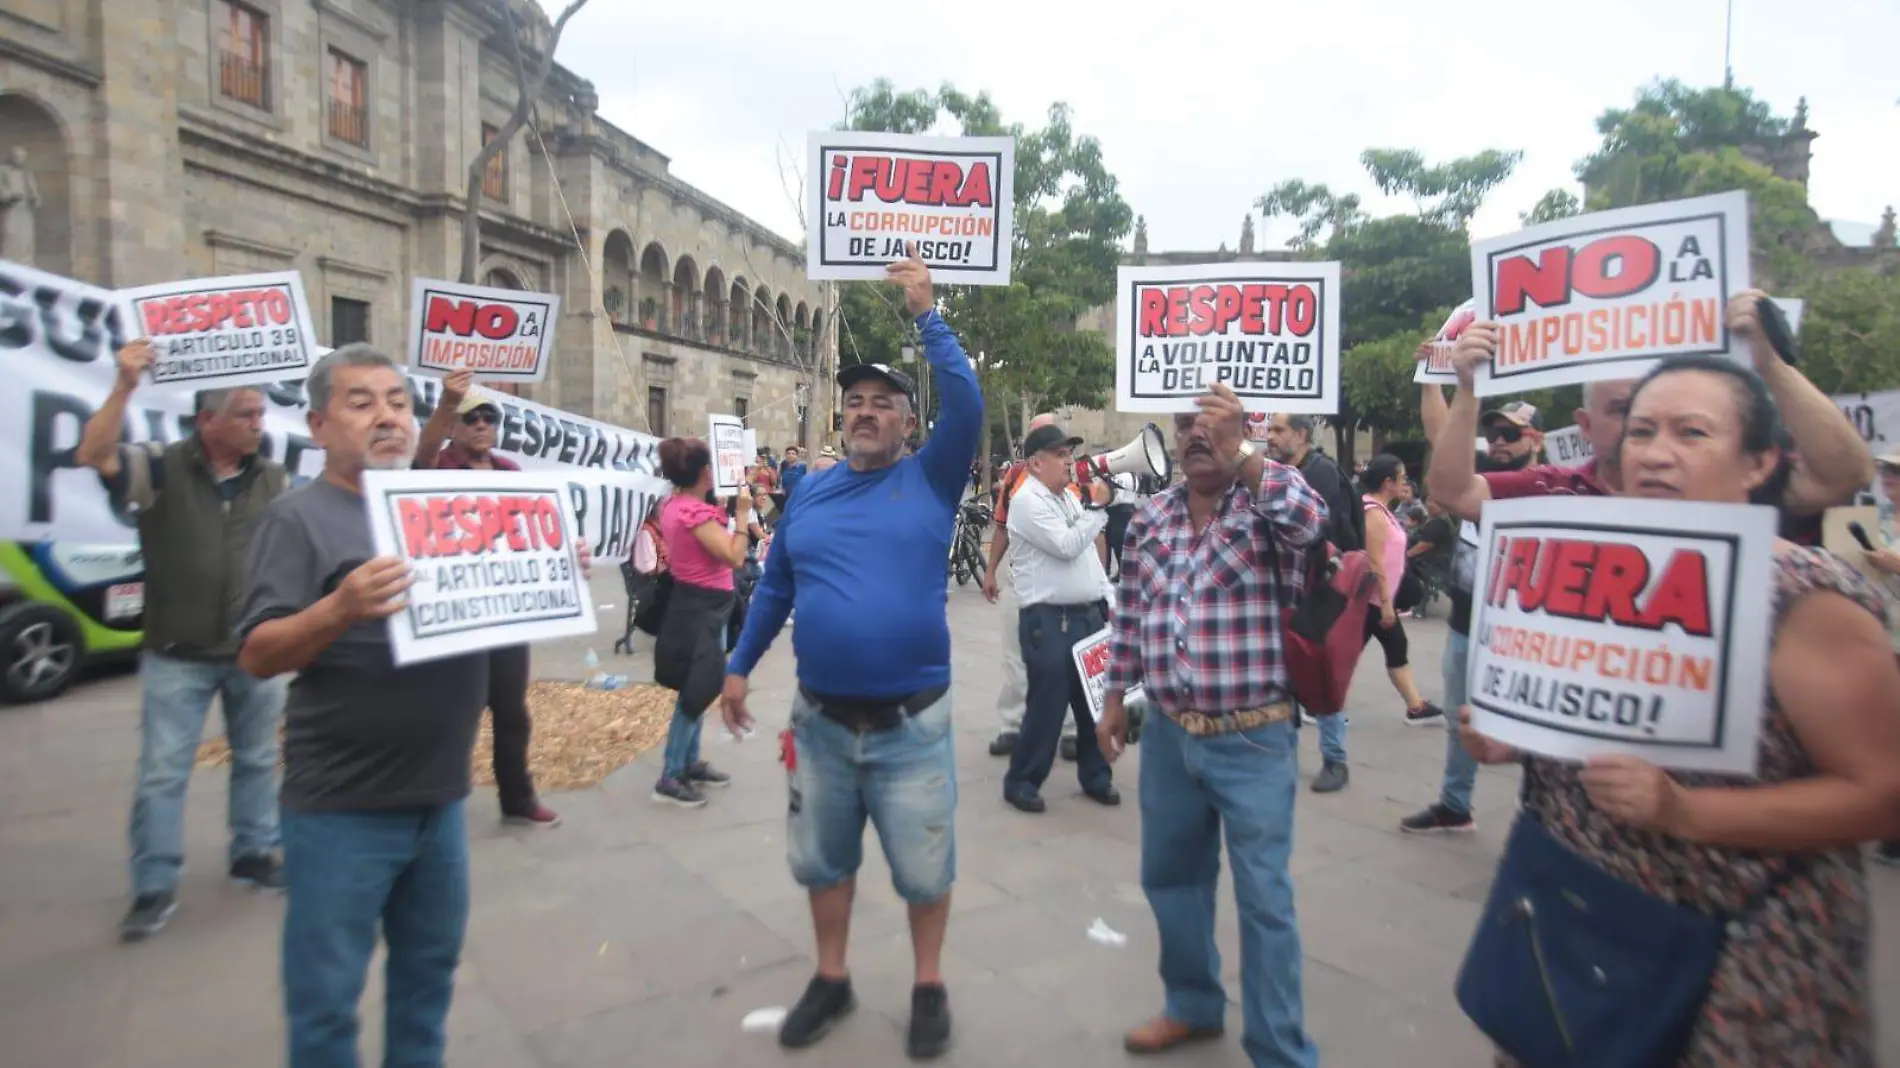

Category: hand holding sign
[115, 339, 155, 392]
[1458, 706, 1520, 765]
[1726, 289, 1783, 375]
[886, 243, 934, 317]
[1195, 382, 1248, 470]
[1452, 322, 1499, 390]
[334, 557, 414, 622]
[440, 368, 474, 410]
[1579, 753, 1685, 834]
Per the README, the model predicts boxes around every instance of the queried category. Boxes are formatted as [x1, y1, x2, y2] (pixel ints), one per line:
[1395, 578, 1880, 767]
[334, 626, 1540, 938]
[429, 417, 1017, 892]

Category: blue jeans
[659, 696, 704, 781]
[1438, 630, 1478, 816]
[786, 687, 957, 903]
[129, 651, 286, 895]
[282, 801, 469, 1068]
[1316, 713, 1347, 765]
[1140, 714, 1317, 1068]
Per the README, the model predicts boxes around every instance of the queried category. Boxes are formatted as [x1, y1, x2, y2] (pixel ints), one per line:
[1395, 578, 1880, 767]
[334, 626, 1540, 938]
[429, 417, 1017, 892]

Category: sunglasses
[1484, 424, 1524, 445]
[461, 410, 497, 427]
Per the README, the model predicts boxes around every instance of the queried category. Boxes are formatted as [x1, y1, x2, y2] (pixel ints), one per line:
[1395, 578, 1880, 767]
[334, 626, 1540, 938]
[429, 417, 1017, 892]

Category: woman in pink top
[650, 437, 752, 808]
[1359, 454, 1442, 725]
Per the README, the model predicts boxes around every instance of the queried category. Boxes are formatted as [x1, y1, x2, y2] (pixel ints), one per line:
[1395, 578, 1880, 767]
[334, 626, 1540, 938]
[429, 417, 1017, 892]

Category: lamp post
[900, 341, 929, 425]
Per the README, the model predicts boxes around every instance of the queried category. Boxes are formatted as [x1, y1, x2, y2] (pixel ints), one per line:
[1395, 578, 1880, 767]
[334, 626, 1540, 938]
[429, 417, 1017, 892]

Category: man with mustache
[75, 338, 291, 940]
[1096, 383, 1328, 1068]
[719, 247, 979, 1060]
[412, 369, 560, 829]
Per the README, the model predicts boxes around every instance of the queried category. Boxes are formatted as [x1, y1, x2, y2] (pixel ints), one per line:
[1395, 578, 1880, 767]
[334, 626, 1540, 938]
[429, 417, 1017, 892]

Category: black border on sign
[1483, 210, 1733, 381]
[415, 287, 557, 381]
[1468, 519, 1741, 750]
[1124, 274, 1330, 402]
[134, 281, 313, 384]
[814, 144, 1006, 275]
[380, 488, 586, 640]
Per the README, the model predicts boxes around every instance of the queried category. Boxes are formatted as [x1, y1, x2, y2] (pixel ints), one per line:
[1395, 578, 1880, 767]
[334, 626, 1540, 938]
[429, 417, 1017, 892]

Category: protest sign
[1832, 386, 1900, 505]
[741, 429, 759, 465]
[1543, 425, 1594, 470]
[1070, 625, 1145, 720]
[709, 413, 746, 496]
[1465, 496, 1774, 776]
[363, 469, 597, 664]
[1414, 299, 1477, 386]
[562, 468, 669, 563]
[807, 131, 1015, 285]
[1470, 191, 1750, 397]
[1114, 261, 1342, 414]
[407, 277, 559, 383]
[0, 259, 660, 545]
[120, 270, 318, 392]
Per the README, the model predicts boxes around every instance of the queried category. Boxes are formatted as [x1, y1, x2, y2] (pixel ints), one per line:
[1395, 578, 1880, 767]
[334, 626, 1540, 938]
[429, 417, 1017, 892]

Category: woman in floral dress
[1463, 353, 1900, 1066]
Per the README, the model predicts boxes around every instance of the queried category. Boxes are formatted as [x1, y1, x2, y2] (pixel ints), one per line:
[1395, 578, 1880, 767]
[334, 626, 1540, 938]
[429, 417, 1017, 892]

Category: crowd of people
[79, 239, 1900, 1067]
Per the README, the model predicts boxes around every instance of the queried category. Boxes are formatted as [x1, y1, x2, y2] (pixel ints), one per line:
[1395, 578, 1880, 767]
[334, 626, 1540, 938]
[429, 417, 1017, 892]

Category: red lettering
[451, 495, 484, 554]
[425, 296, 479, 337]
[957, 161, 993, 208]
[427, 497, 458, 557]
[532, 497, 565, 549]
[207, 293, 234, 331]
[1541, 540, 1595, 618]
[834, 155, 993, 208]
[1188, 286, 1217, 336]
[1494, 246, 1571, 316]
[398, 499, 434, 559]
[1138, 288, 1168, 337]
[477, 497, 507, 554]
[472, 304, 518, 340]
[1571, 236, 1659, 302]
[502, 497, 529, 552]
[260, 286, 292, 326]
[1285, 284, 1316, 337]
[1636, 549, 1712, 637]
[140, 300, 171, 336]
[1583, 543, 1648, 625]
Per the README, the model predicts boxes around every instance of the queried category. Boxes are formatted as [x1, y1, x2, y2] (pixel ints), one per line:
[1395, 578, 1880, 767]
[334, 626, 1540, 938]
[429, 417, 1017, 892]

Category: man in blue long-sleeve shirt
[720, 248, 979, 1061]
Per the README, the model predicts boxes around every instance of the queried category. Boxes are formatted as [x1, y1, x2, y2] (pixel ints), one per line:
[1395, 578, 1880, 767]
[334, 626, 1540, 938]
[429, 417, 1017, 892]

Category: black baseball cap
[1021, 424, 1084, 458]
[836, 362, 917, 407]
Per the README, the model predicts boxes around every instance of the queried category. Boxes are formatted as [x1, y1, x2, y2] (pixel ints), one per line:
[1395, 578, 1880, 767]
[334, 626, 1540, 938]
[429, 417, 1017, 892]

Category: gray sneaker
[1310, 761, 1350, 793]
[120, 891, 178, 941]
[652, 777, 708, 808]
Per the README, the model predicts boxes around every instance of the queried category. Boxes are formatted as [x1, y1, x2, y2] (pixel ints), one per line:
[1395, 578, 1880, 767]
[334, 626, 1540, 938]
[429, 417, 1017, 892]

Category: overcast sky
[542, 0, 1896, 253]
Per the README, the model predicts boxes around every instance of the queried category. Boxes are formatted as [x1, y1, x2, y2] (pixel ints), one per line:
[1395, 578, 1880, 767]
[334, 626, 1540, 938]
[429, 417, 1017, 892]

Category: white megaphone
[1075, 423, 1172, 486]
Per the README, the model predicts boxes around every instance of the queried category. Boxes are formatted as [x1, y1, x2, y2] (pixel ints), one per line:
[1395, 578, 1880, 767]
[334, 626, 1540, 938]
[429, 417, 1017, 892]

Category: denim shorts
[785, 686, 957, 903]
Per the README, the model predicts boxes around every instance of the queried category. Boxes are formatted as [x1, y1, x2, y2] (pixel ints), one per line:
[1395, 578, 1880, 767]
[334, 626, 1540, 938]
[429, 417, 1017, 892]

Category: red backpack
[1279, 542, 1380, 715]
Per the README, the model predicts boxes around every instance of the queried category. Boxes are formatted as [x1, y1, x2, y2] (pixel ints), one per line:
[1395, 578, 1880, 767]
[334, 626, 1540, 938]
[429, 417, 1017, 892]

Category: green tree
[835, 80, 1132, 474]
[1787, 267, 1900, 395]
[1521, 189, 1580, 225]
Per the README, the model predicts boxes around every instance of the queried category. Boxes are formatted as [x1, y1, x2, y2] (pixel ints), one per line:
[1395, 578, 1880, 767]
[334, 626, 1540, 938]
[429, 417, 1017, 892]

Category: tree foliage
[1521, 189, 1580, 226]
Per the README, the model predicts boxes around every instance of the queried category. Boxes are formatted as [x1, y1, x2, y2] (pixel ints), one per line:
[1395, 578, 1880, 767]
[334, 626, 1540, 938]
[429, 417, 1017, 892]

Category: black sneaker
[907, 983, 952, 1059]
[1404, 702, 1446, 726]
[686, 761, 732, 788]
[1400, 803, 1476, 834]
[1310, 761, 1349, 793]
[120, 891, 178, 941]
[1059, 736, 1078, 762]
[1004, 788, 1046, 814]
[651, 777, 708, 808]
[987, 731, 1018, 757]
[230, 853, 287, 891]
[779, 974, 856, 1048]
[1084, 783, 1121, 806]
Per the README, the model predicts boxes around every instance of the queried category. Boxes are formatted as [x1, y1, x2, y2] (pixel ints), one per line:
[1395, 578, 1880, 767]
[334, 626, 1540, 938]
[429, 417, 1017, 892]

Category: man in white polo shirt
[1001, 424, 1120, 813]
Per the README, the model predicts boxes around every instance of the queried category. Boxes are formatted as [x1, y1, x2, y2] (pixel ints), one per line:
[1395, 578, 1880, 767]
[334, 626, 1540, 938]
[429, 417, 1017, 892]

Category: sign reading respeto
[807, 131, 1016, 285]
[119, 271, 318, 392]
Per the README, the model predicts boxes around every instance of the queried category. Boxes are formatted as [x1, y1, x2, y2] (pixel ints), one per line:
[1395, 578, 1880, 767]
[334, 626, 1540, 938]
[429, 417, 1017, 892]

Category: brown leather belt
[1175, 702, 1295, 737]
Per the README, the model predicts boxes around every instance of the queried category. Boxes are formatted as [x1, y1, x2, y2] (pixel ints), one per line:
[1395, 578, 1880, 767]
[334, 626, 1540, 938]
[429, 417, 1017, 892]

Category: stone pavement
[2, 571, 1896, 1067]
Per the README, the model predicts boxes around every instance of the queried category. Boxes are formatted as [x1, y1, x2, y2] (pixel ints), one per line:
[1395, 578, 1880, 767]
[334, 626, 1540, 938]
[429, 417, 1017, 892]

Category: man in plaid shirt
[1096, 383, 1327, 1068]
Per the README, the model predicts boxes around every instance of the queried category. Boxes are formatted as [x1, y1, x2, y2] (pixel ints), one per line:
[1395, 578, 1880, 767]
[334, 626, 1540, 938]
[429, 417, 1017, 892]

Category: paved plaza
[2, 571, 1896, 1067]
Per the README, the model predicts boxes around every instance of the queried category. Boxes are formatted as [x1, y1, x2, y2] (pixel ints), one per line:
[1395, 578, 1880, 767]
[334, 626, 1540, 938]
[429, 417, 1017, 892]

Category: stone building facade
[0, 0, 834, 450]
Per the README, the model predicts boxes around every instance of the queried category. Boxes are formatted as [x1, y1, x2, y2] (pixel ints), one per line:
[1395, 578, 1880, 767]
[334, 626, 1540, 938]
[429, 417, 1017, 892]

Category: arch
[671, 255, 700, 339]
[774, 294, 794, 358]
[703, 266, 727, 344]
[601, 229, 636, 323]
[0, 92, 74, 275]
[483, 267, 525, 290]
[637, 241, 668, 329]
[730, 276, 751, 350]
[752, 284, 772, 355]
[794, 301, 812, 360]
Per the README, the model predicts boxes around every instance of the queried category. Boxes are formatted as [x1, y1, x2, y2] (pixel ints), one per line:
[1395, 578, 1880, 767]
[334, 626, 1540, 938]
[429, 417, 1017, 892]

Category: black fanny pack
[800, 684, 949, 733]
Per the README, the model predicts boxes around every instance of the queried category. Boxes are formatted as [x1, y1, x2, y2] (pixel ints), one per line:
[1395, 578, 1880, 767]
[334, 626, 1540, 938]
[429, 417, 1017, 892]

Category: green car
[0, 541, 145, 703]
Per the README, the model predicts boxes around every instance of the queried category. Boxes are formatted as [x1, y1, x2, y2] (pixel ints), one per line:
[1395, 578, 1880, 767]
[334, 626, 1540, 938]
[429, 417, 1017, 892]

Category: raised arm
[914, 306, 982, 503]
[76, 340, 155, 478]
[1007, 482, 1107, 561]
[1426, 325, 1498, 522]
[1417, 341, 1451, 444]
[412, 369, 473, 470]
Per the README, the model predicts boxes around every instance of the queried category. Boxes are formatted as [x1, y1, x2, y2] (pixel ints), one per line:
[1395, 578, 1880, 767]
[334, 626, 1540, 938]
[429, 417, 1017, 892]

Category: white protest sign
[1471, 191, 1750, 397]
[0, 259, 661, 545]
[709, 413, 746, 496]
[1071, 625, 1145, 720]
[407, 277, 559, 383]
[1831, 387, 1900, 505]
[1414, 300, 1477, 385]
[362, 468, 598, 664]
[1466, 496, 1774, 776]
[1543, 425, 1595, 470]
[1114, 261, 1342, 414]
[741, 429, 759, 465]
[807, 131, 1016, 285]
[120, 270, 318, 392]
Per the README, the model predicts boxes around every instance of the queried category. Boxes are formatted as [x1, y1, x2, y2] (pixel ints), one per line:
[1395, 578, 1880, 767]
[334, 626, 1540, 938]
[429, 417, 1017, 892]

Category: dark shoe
[651, 777, 708, 808]
[502, 801, 562, 828]
[1310, 761, 1349, 793]
[779, 974, 856, 1048]
[229, 853, 286, 891]
[1399, 803, 1476, 834]
[1084, 783, 1121, 806]
[1875, 841, 1900, 866]
[987, 731, 1018, 757]
[1059, 736, 1078, 762]
[686, 761, 732, 788]
[1123, 1016, 1224, 1054]
[1004, 788, 1046, 814]
[1404, 701, 1446, 726]
[120, 891, 178, 941]
[907, 983, 952, 1059]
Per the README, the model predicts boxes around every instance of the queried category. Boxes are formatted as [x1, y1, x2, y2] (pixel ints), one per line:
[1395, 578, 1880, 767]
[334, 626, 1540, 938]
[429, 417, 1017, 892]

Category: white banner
[807, 131, 1016, 285]
[0, 260, 659, 546]
[120, 270, 319, 392]
[1471, 191, 1751, 397]
[709, 413, 746, 496]
[1466, 496, 1775, 776]
[1114, 261, 1342, 414]
[406, 277, 559, 383]
[561, 468, 669, 563]
[362, 469, 598, 665]
[1831, 386, 1900, 505]
[1543, 425, 1595, 470]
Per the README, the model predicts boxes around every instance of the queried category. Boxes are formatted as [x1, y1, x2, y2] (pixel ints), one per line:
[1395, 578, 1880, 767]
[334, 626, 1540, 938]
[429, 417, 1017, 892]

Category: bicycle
[948, 499, 990, 586]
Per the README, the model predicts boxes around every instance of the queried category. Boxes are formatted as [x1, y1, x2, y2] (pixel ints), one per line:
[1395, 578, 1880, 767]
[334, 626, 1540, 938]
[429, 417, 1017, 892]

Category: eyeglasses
[461, 410, 497, 427]
[1484, 424, 1524, 444]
